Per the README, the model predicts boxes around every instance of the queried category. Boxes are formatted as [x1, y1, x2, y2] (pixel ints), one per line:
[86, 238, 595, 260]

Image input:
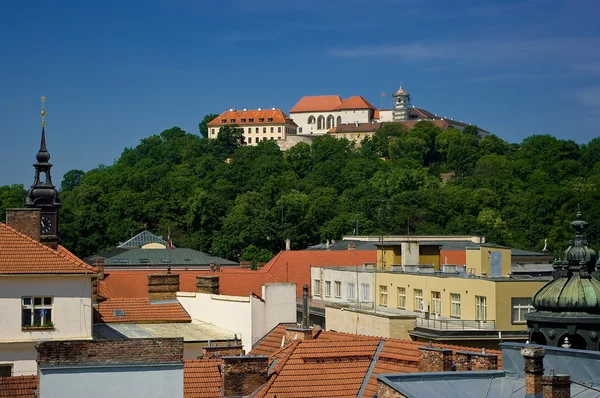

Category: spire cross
[41, 96, 46, 127]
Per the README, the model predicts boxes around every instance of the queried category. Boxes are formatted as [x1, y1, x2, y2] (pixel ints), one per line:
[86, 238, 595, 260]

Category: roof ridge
[254, 340, 300, 398]
[0, 221, 96, 273]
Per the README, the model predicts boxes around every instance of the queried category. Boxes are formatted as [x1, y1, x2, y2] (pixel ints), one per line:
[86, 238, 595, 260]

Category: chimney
[521, 346, 545, 397]
[222, 356, 269, 397]
[302, 284, 309, 329]
[542, 373, 571, 398]
[469, 350, 498, 370]
[5, 208, 41, 242]
[147, 273, 180, 301]
[347, 243, 356, 251]
[285, 238, 291, 251]
[418, 347, 453, 372]
[96, 257, 105, 281]
[284, 327, 312, 345]
[203, 344, 244, 359]
[196, 275, 220, 295]
[210, 262, 221, 272]
[454, 351, 472, 371]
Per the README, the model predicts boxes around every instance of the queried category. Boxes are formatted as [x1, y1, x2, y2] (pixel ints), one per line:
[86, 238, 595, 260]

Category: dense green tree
[61, 169, 84, 191]
[0, 184, 26, 222]
[198, 113, 219, 139]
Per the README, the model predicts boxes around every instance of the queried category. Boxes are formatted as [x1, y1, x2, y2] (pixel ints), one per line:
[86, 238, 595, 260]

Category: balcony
[410, 317, 527, 342]
[415, 318, 495, 331]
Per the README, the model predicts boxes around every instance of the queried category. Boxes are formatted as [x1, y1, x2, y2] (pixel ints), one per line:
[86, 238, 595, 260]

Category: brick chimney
[348, 243, 356, 251]
[222, 356, 269, 397]
[542, 373, 570, 398]
[284, 327, 312, 345]
[5, 208, 41, 242]
[148, 273, 180, 301]
[196, 275, 219, 295]
[521, 346, 545, 397]
[203, 344, 244, 359]
[96, 257, 105, 281]
[418, 347, 453, 372]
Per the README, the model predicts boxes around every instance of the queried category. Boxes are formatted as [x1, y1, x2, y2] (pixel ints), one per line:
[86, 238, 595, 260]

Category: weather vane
[41, 96, 46, 127]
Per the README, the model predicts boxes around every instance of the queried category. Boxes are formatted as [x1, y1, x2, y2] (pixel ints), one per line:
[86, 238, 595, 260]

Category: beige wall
[376, 244, 440, 269]
[466, 246, 511, 277]
[495, 281, 544, 331]
[209, 123, 297, 146]
[325, 306, 415, 340]
[330, 131, 376, 144]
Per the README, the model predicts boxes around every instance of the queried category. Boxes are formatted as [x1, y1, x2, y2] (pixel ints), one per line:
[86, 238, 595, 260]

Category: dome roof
[532, 212, 600, 314]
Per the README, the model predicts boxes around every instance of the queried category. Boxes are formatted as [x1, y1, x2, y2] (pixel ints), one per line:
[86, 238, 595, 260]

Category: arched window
[326, 115, 334, 129]
[317, 115, 325, 130]
[308, 116, 316, 124]
[336, 116, 342, 126]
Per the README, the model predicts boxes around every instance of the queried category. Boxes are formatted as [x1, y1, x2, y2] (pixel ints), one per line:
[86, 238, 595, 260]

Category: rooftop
[0, 375, 37, 398]
[93, 320, 236, 343]
[103, 247, 237, 268]
[290, 95, 376, 113]
[184, 359, 222, 398]
[0, 221, 96, 275]
[208, 109, 296, 127]
[96, 298, 191, 323]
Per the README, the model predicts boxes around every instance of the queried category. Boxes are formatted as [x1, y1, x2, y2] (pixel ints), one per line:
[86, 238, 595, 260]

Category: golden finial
[41, 96, 46, 127]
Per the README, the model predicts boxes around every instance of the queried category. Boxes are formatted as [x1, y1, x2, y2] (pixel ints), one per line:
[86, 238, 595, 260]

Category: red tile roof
[0, 375, 37, 398]
[208, 109, 296, 127]
[0, 222, 97, 275]
[184, 359, 222, 398]
[290, 95, 343, 113]
[328, 122, 382, 134]
[250, 324, 503, 398]
[334, 96, 376, 111]
[96, 298, 191, 323]
[100, 250, 376, 299]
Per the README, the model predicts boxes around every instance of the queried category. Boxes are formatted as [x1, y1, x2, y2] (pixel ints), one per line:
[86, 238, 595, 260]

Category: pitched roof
[117, 230, 169, 248]
[0, 222, 97, 275]
[208, 109, 296, 127]
[250, 324, 503, 398]
[290, 95, 343, 113]
[0, 375, 37, 398]
[105, 247, 237, 267]
[328, 122, 382, 134]
[96, 298, 191, 323]
[99, 250, 376, 299]
[184, 359, 222, 398]
[334, 96, 376, 111]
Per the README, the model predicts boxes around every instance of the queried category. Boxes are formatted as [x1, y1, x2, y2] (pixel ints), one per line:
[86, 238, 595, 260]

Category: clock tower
[25, 96, 61, 249]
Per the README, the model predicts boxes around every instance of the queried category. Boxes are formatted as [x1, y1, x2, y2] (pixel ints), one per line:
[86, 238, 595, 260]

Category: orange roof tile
[290, 95, 343, 113]
[0, 222, 97, 275]
[334, 96, 376, 111]
[250, 324, 503, 397]
[184, 359, 222, 398]
[96, 298, 191, 323]
[0, 375, 37, 398]
[208, 109, 296, 127]
[373, 109, 380, 119]
[100, 250, 375, 300]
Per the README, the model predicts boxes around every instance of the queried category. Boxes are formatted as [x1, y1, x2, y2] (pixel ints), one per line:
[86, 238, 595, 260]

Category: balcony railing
[415, 317, 496, 331]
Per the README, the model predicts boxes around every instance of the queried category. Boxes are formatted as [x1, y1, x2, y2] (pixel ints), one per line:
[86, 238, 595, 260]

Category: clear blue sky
[1, 0, 599, 187]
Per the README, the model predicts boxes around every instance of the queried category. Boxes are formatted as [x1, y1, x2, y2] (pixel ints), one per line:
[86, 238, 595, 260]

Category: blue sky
[1, 0, 599, 186]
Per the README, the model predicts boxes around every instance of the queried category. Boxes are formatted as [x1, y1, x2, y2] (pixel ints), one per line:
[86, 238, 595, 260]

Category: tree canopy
[6, 118, 595, 262]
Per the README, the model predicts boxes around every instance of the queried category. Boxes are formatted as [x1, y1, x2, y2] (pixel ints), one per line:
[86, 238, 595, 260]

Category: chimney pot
[285, 238, 291, 251]
[521, 346, 545, 396]
[96, 257, 105, 281]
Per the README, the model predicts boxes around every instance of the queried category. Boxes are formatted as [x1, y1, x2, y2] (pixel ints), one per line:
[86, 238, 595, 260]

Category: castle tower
[392, 85, 411, 121]
[25, 96, 61, 249]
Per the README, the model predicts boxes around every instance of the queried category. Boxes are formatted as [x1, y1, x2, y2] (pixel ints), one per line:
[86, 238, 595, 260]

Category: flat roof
[93, 320, 237, 342]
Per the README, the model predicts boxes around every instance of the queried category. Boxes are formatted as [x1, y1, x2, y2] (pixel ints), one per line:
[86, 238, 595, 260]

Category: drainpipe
[302, 284, 309, 329]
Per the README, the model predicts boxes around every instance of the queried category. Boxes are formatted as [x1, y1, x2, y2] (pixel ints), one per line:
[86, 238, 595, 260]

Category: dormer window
[249, 118, 254, 122]
[230, 119, 236, 123]
[259, 118, 264, 122]
[241, 118, 246, 123]
[268, 118, 273, 122]
[221, 119, 227, 124]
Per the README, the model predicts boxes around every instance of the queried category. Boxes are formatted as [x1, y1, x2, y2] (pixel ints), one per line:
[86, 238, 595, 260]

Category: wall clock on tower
[41, 216, 52, 234]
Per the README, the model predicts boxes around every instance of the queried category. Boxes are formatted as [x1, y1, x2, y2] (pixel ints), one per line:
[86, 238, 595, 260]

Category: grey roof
[377, 343, 600, 398]
[93, 321, 237, 343]
[106, 247, 237, 266]
[305, 240, 377, 251]
[117, 230, 169, 248]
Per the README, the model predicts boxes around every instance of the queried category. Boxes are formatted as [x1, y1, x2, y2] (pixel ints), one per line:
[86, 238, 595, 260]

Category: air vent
[139, 259, 150, 264]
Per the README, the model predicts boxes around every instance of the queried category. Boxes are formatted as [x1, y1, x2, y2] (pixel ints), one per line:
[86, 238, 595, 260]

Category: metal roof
[117, 230, 169, 248]
[106, 247, 237, 266]
[93, 321, 237, 343]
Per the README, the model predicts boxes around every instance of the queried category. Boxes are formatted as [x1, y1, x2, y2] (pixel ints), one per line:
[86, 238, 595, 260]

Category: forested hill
[2, 121, 600, 262]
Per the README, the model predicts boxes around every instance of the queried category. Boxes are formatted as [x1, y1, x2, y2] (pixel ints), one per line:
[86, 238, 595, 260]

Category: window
[270, 127, 274, 133]
[308, 116, 316, 124]
[248, 127, 252, 133]
[263, 127, 266, 133]
[278, 126, 282, 133]
[249, 118, 254, 122]
[397, 287, 406, 309]
[259, 118, 265, 122]
[451, 293, 461, 318]
[256, 127, 259, 133]
[22, 296, 53, 328]
[431, 291, 441, 315]
[248, 138, 252, 143]
[317, 115, 325, 130]
[334, 281, 341, 298]
[379, 285, 388, 306]
[0, 364, 11, 377]
[230, 118, 236, 123]
[336, 116, 342, 125]
[360, 283, 370, 302]
[313, 279, 321, 296]
[512, 298, 534, 324]
[414, 289, 424, 312]
[347, 283, 356, 301]
[326, 115, 334, 129]
[241, 118, 246, 123]
[221, 119, 226, 124]
[476, 296, 487, 321]
[325, 281, 331, 297]
[299, 127, 303, 133]
[277, 136, 281, 140]
[211, 128, 215, 135]
[268, 118, 273, 122]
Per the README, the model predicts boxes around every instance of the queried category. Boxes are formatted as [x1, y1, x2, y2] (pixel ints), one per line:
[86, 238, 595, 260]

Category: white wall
[0, 342, 37, 376]
[177, 283, 296, 351]
[40, 364, 184, 398]
[291, 109, 372, 135]
[0, 276, 93, 341]
[311, 266, 376, 304]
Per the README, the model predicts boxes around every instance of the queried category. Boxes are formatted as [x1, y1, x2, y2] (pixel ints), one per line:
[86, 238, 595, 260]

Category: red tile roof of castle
[184, 359, 222, 398]
[0, 222, 97, 275]
[250, 324, 502, 398]
[208, 109, 296, 127]
[96, 298, 191, 323]
[99, 250, 376, 299]
[334, 96, 376, 111]
[290, 95, 376, 113]
[0, 375, 37, 398]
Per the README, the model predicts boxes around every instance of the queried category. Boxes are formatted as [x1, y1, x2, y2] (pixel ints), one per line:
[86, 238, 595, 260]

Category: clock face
[41, 216, 52, 234]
